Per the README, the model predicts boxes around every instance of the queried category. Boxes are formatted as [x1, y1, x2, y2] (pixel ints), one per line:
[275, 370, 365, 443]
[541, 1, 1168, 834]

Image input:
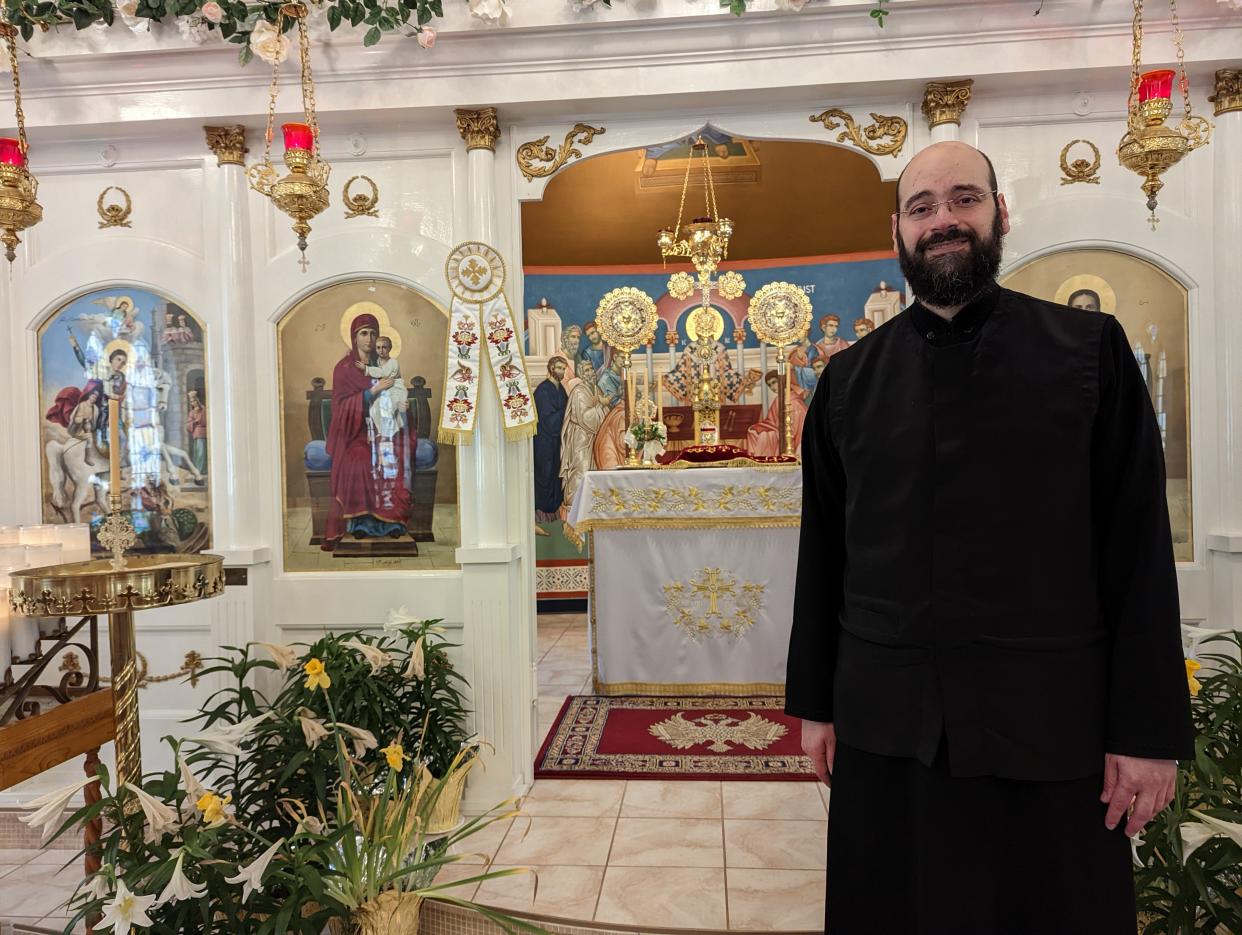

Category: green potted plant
[28, 636, 536, 935]
[1133, 631, 1242, 933]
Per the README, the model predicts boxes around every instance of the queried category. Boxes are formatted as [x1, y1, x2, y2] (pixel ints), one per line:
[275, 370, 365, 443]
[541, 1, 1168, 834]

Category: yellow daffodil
[1185, 658, 1202, 697]
[303, 658, 331, 692]
[196, 791, 232, 827]
[380, 741, 409, 772]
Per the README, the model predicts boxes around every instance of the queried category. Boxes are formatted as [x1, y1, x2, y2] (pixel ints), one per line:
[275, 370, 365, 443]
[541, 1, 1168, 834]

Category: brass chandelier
[1117, 0, 1212, 229]
[248, 2, 330, 270]
[0, 21, 41, 263]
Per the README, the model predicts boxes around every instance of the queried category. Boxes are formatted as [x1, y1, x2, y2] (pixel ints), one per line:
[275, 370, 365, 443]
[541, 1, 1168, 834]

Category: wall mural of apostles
[277, 279, 459, 573]
[38, 288, 211, 553]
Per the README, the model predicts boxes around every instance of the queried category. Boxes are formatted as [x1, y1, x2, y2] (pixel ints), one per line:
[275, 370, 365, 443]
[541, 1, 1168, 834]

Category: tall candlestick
[657, 370, 664, 426]
[108, 397, 121, 501]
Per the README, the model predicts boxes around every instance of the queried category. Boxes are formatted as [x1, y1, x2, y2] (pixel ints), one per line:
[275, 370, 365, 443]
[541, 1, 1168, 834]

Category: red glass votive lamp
[1137, 69, 1176, 103]
[281, 122, 314, 153]
[0, 138, 27, 167]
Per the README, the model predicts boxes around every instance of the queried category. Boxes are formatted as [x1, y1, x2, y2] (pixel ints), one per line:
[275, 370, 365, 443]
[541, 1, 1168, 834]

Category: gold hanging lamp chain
[260, 7, 286, 165]
[1, 23, 26, 156]
[297, 15, 320, 153]
[1127, 0, 1143, 132]
[673, 140, 694, 238]
[1168, 0, 1192, 121]
[702, 141, 720, 221]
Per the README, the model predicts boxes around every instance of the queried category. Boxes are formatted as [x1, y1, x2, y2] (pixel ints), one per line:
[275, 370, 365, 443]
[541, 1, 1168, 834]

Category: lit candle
[1137, 69, 1176, 103]
[282, 122, 314, 152]
[109, 397, 121, 501]
[0, 137, 26, 167]
[657, 369, 664, 426]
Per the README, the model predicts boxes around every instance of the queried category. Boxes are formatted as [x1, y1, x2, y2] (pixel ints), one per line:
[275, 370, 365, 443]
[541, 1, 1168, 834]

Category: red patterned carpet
[535, 695, 817, 780]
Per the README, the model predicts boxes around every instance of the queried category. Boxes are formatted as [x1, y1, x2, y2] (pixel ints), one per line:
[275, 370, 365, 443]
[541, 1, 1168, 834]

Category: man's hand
[801, 720, 836, 786]
[1101, 753, 1177, 837]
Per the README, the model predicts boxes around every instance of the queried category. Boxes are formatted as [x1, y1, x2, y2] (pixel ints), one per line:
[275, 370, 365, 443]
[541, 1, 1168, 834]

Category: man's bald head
[895, 141, 998, 213]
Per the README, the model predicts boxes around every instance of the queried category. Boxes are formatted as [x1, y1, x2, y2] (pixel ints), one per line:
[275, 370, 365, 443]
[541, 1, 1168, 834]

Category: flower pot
[419, 759, 472, 835]
[353, 890, 423, 935]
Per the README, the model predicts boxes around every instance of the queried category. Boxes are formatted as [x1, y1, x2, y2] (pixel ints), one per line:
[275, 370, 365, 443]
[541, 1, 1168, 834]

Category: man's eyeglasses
[898, 190, 998, 221]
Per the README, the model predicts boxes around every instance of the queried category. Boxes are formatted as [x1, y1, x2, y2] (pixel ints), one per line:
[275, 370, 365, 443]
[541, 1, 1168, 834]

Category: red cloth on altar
[323, 314, 412, 549]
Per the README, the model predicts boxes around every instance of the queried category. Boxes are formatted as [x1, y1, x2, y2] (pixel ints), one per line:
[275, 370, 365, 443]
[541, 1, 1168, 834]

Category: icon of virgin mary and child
[321, 307, 417, 551]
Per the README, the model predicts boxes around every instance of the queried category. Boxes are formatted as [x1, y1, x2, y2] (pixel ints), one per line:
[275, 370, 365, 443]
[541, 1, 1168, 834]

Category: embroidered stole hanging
[440, 241, 538, 445]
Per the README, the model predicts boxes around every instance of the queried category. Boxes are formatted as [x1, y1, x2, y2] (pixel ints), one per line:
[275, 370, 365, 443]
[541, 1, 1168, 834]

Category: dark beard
[898, 210, 1004, 309]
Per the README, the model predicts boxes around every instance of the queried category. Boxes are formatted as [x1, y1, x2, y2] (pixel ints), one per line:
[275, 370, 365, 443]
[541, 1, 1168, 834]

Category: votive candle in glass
[0, 138, 26, 167]
[282, 122, 314, 152]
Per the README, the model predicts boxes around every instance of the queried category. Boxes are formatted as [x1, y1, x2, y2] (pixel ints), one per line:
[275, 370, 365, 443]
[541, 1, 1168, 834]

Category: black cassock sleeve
[784, 366, 847, 723]
[1092, 316, 1195, 761]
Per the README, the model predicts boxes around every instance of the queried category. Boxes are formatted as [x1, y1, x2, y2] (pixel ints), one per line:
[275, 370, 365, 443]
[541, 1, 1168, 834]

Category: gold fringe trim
[595, 679, 786, 697]
[437, 426, 472, 446]
[562, 521, 585, 550]
[503, 419, 538, 442]
[573, 516, 800, 532]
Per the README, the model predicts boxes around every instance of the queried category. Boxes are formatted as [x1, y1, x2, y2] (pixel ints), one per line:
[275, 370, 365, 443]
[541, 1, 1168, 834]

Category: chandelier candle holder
[248, 3, 330, 271]
[0, 24, 41, 263]
[1117, 1, 1212, 229]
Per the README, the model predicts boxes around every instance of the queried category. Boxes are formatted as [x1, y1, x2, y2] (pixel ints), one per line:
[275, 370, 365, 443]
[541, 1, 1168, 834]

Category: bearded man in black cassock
[785, 141, 1193, 934]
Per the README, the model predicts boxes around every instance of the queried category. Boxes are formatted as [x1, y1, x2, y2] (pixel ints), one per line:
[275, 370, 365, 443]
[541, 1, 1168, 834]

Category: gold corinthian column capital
[455, 107, 502, 152]
[1209, 69, 1242, 117]
[203, 125, 249, 166]
[921, 79, 974, 129]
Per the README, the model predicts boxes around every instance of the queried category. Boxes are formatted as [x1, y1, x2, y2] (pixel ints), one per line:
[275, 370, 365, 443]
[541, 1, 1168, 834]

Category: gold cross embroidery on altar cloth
[663, 567, 765, 641]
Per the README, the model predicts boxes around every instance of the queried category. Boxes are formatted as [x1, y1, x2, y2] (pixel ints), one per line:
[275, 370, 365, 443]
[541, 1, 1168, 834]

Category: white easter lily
[337, 722, 378, 758]
[184, 712, 271, 756]
[19, 775, 93, 844]
[1180, 820, 1219, 860]
[384, 605, 418, 631]
[254, 641, 300, 673]
[298, 709, 330, 749]
[86, 864, 114, 900]
[226, 837, 285, 903]
[343, 638, 393, 673]
[1181, 809, 1242, 861]
[95, 878, 156, 935]
[1130, 828, 1145, 867]
[177, 754, 207, 806]
[404, 636, 425, 680]
[156, 851, 207, 906]
[123, 783, 179, 843]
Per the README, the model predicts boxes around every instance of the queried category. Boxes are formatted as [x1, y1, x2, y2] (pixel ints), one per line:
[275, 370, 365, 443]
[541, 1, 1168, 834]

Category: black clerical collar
[907, 282, 1001, 344]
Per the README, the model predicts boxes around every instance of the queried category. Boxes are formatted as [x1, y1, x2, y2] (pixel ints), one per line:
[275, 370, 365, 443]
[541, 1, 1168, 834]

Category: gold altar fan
[747, 282, 813, 458]
[595, 286, 658, 466]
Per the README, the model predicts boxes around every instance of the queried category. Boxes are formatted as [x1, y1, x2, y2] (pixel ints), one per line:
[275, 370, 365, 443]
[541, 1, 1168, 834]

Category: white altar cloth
[567, 465, 801, 696]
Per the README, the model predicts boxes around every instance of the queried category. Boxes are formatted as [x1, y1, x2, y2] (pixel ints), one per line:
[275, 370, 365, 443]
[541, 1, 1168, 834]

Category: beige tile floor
[0, 614, 825, 933]
[456, 612, 829, 931]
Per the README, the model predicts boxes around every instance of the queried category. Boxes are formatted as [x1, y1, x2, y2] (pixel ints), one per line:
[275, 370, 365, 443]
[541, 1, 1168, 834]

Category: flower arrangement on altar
[1133, 631, 1242, 933]
[623, 419, 667, 465]
[22, 614, 540, 935]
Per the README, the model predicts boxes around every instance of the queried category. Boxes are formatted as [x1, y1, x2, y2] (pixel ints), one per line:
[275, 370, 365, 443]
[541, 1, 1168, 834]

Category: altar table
[567, 465, 801, 696]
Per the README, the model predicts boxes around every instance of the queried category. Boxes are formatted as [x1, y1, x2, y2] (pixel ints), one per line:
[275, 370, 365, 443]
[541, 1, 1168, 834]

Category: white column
[203, 127, 268, 647]
[452, 108, 533, 807]
[1207, 70, 1242, 629]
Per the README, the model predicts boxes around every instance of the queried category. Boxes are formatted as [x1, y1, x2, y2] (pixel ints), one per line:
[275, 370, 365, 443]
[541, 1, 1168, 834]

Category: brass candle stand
[7, 548, 224, 786]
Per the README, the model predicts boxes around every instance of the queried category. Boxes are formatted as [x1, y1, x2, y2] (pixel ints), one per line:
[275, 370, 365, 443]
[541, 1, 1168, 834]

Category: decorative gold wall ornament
[1059, 140, 1102, 185]
[668, 271, 696, 300]
[662, 567, 766, 643]
[809, 108, 907, 158]
[1209, 68, 1242, 116]
[0, 22, 42, 263]
[650, 711, 786, 752]
[96, 186, 133, 228]
[247, 3, 330, 270]
[921, 79, 974, 128]
[1117, 0, 1212, 228]
[203, 125, 248, 166]
[516, 122, 606, 181]
[454, 107, 501, 152]
[342, 175, 379, 218]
